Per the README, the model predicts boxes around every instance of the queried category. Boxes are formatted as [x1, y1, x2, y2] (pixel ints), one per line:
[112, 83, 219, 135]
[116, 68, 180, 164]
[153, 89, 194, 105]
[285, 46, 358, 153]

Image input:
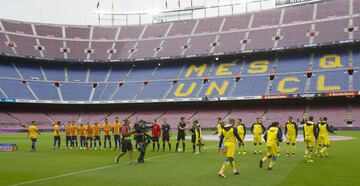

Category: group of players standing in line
[26, 114, 335, 172]
[216, 115, 335, 177]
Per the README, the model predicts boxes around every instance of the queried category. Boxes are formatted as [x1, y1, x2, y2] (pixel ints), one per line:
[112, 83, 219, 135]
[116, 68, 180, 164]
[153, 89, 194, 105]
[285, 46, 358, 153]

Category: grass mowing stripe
[9, 144, 218, 186]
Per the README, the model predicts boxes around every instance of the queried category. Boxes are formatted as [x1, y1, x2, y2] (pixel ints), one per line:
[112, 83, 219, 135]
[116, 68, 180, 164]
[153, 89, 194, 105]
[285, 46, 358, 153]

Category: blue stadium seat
[67, 65, 87, 82]
[16, 63, 43, 80]
[232, 75, 269, 96]
[107, 66, 131, 82]
[42, 64, 65, 81]
[136, 81, 172, 99]
[270, 73, 307, 94]
[61, 83, 92, 101]
[30, 81, 59, 100]
[198, 78, 235, 97]
[242, 56, 275, 75]
[313, 49, 348, 71]
[166, 79, 203, 99]
[0, 62, 19, 79]
[178, 63, 213, 78]
[208, 59, 242, 77]
[89, 66, 108, 82]
[0, 79, 34, 99]
[111, 82, 143, 100]
[96, 83, 118, 101]
[91, 83, 106, 101]
[151, 63, 184, 80]
[351, 71, 360, 91]
[276, 53, 310, 73]
[309, 70, 349, 93]
[126, 64, 157, 81]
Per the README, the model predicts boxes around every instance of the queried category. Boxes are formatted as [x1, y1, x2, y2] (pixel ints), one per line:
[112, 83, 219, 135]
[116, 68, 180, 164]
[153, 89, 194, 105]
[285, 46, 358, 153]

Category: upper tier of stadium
[0, 0, 358, 62]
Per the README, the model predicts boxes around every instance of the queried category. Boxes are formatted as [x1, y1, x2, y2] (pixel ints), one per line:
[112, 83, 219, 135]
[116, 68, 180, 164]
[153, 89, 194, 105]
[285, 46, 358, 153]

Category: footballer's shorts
[80, 136, 86, 141]
[54, 136, 60, 141]
[319, 135, 330, 146]
[162, 134, 170, 142]
[152, 136, 159, 142]
[114, 134, 120, 141]
[71, 136, 78, 141]
[66, 136, 71, 141]
[121, 140, 133, 152]
[304, 137, 315, 148]
[31, 138, 37, 143]
[94, 135, 100, 141]
[86, 136, 93, 141]
[224, 142, 236, 158]
[286, 135, 296, 144]
[104, 135, 111, 141]
[177, 132, 185, 141]
[253, 134, 262, 143]
[266, 145, 277, 157]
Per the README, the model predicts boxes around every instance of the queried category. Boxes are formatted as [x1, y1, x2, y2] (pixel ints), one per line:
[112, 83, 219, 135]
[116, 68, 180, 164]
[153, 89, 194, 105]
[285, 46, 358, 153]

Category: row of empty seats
[0, 102, 357, 130]
[0, 0, 358, 61]
[0, 47, 358, 101]
[0, 48, 358, 81]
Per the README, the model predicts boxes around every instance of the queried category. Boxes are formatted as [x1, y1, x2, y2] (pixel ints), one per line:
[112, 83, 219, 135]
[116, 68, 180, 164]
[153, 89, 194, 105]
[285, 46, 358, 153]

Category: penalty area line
[9, 144, 218, 186]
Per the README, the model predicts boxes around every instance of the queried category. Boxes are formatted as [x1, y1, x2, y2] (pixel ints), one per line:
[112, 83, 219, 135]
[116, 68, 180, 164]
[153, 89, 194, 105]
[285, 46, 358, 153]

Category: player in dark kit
[152, 119, 161, 151]
[161, 118, 171, 152]
[190, 122, 196, 153]
[175, 117, 187, 152]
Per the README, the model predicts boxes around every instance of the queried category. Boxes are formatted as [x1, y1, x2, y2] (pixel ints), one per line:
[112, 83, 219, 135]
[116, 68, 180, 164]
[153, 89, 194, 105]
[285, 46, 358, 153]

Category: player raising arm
[217, 118, 243, 178]
[28, 121, 41, 152]
[316, 117, 335, 157]
[259, 122, 283, 171]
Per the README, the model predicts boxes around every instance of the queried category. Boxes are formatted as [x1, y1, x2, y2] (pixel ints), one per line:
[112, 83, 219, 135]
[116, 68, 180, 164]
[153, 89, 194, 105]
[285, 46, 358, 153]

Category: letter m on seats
[185, 64, 207, 77]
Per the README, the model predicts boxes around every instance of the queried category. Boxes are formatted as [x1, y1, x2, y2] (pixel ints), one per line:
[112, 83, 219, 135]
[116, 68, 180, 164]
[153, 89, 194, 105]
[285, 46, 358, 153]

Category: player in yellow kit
[79, 124, 86, 149]
[316, 117, 335, 157]
[251, 118, 266, 155]
[93, 122, 102, 150]
[103, 118, 112, 149]
[28, 121, 41, 152]
[259, 122, 283, 170]
[70, 121, 78, 149]
[193, 120, 206, 154]
[217, 118, 243, 178]
[65, 122, 71, 148]
[53, 121, 61, 149]
[113, 117, 121, 150]
[86, 123, 94, 149]
[285, 116, 298, 157]
[303, 116, 317, 163]
[236, 119, 247, 155]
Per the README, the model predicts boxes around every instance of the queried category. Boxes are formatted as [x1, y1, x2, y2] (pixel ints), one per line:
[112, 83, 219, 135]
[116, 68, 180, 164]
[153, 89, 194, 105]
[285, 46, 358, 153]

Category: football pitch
[1, 131, 360, 186]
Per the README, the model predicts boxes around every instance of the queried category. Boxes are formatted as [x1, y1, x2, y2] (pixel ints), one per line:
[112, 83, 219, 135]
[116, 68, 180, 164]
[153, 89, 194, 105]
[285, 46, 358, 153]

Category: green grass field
[1, 131, 360, 186]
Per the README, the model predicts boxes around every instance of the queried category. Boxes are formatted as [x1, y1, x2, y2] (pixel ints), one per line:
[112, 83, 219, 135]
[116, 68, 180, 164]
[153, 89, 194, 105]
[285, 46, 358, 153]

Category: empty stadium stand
[0, 0, 359, 132]
[0, 0, 358, 61]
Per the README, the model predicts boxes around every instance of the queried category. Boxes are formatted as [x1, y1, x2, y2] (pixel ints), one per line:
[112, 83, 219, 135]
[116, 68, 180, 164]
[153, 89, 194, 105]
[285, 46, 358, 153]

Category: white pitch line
[9, 145, 218, 186]
[9, 153, 175, 186]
